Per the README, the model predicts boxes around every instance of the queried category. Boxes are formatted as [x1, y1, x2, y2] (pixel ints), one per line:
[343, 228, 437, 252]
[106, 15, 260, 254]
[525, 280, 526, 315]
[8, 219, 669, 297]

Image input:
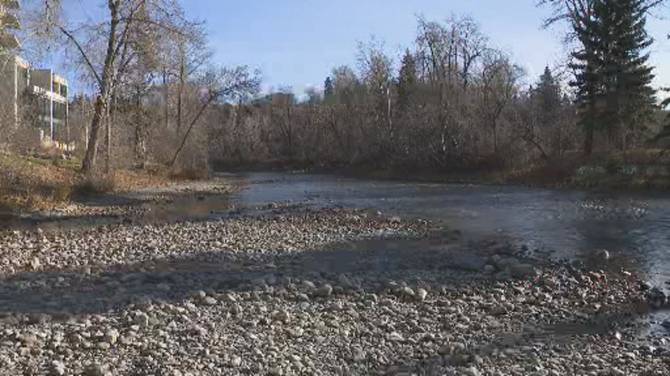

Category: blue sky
[184, 0, 670, 94]
[53, 0, 670, 95]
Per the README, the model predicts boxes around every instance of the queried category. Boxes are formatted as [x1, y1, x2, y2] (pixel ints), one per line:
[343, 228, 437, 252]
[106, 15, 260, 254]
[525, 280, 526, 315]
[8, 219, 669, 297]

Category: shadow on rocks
[0, 234, 513, 319]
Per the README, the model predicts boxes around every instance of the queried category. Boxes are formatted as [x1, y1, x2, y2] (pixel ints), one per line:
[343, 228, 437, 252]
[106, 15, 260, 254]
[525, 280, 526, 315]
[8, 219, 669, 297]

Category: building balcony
[31, 85, 68, 104]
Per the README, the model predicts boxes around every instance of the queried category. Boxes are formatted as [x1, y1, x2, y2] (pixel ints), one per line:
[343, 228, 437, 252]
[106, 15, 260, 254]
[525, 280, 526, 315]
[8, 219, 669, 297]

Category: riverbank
[0, 152, 244, 230]
[0, 202, 668, 375]
[0, 151, 171, 213]
[213, 148, 670, 192]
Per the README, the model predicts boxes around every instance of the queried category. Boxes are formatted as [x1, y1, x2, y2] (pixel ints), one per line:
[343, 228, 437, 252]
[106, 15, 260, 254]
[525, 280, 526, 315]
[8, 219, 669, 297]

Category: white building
[0, 0, 72, 150]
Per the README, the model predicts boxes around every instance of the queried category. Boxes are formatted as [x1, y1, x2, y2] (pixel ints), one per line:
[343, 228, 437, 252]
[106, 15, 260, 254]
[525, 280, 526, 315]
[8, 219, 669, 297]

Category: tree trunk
[170, 93, 218, 167]
[177, 56, 185, 132]
[82, 96, 106, 173]
[105, 93, 115, 173]
[163, 67, 169, 130]
[80, 0, 120, 174]
[583, 126, 594, 157]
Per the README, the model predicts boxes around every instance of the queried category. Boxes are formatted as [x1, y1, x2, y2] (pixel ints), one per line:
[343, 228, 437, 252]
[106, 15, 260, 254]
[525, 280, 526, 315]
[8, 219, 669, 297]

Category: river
[230, 172, 670, 288]
[5, 171, 670, 288]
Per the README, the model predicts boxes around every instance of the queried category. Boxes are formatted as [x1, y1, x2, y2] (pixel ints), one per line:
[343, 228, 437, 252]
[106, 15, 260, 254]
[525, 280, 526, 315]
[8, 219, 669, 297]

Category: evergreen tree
[323, 77, 334, 101]
[656, 89, 670, 140]
[569, 0, 656, 155]
[534, 66, 562, 128]
[397, 50, 418, 112]
[601, 0, 656, 145]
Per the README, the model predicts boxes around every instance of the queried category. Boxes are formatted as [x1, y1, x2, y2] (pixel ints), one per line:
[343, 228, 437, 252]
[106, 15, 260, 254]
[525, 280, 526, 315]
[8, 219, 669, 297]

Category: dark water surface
[229, 172, 670, 287]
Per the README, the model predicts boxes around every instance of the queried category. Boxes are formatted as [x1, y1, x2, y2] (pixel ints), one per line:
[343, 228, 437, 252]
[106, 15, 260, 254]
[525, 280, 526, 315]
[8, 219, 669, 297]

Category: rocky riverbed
[0, 198, 668, 375]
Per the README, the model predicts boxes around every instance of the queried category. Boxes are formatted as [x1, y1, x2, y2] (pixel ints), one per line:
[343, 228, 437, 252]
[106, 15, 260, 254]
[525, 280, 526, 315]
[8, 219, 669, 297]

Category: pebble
[0, 201, 660, 376]
[51, 360, 66, 376]
[105, 329, 119, 345]
[416, 288, 428, 302]
[202, 296, 218, 306]
[230, 355, 242, 367]
[315, 284, 333, 297]
[84, 363, 108, 376]
[30, 257, 41, 270]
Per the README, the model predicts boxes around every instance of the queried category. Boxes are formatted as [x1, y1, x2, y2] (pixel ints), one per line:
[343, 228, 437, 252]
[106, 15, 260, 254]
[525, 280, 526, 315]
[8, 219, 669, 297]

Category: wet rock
[646, 287, 667, 308]
[337, 274, 354, 289]
[314, 284, 333, 297]
[596, 249, 611, 261]
[302, 280, 316, 290]
[509, 263, 539, 279]
[202, 296, 218, 306]
[416, 288, 428, 302]
[399, 286, 415, 299]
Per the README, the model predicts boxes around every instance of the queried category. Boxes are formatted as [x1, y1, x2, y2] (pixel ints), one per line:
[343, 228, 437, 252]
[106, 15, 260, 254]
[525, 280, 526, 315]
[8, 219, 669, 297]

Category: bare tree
[169, 66, 260, 167]
[357, 39, 395, 160]
[477, 51, 524, 154]
[30, 0, 189, 173]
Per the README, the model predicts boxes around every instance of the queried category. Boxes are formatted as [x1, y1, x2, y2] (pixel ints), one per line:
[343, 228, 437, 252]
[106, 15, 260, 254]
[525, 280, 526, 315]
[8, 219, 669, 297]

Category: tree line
[210, 16, 573, 172]
[10, 0, 670, 176]
[210, 0, 669, 173]
[24, 0, 259, 176]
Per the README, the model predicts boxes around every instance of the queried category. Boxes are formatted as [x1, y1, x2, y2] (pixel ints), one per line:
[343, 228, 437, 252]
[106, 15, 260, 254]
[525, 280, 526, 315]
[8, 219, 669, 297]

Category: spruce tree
[397, 50, 418, 112]
[569, 0, 656, 154]
[324, 77, 334, 101]
[657, 90, 670, 140]
[601, 0, 656, 146]
[535, 66, 562, 128]
[569, 6, 602, 155]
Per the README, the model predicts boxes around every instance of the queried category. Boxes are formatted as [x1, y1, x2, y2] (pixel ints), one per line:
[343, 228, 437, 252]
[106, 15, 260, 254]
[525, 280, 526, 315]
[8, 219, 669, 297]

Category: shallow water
[229, 172, 670, 336]
[3, 171, 670, 336]
[229, 172, 670, 287]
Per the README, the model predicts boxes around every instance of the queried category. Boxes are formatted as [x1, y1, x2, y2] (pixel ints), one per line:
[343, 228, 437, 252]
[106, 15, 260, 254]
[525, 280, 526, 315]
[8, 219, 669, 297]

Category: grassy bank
[0, 151, 169, 212]
[213, 149, 670, 191]
[505, 149, 670, 191]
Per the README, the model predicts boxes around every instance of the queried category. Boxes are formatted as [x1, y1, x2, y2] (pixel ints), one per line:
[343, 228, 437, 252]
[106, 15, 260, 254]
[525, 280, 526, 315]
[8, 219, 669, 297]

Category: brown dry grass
[0, 151, 170, 212]
[0, 152, 79, 211]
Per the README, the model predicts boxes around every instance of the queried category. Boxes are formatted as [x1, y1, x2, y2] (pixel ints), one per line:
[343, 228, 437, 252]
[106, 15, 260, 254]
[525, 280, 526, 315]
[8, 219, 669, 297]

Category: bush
[73, 172, 116, 195]
[169, 165, 210, 180]
[573, 165, 609, 187]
